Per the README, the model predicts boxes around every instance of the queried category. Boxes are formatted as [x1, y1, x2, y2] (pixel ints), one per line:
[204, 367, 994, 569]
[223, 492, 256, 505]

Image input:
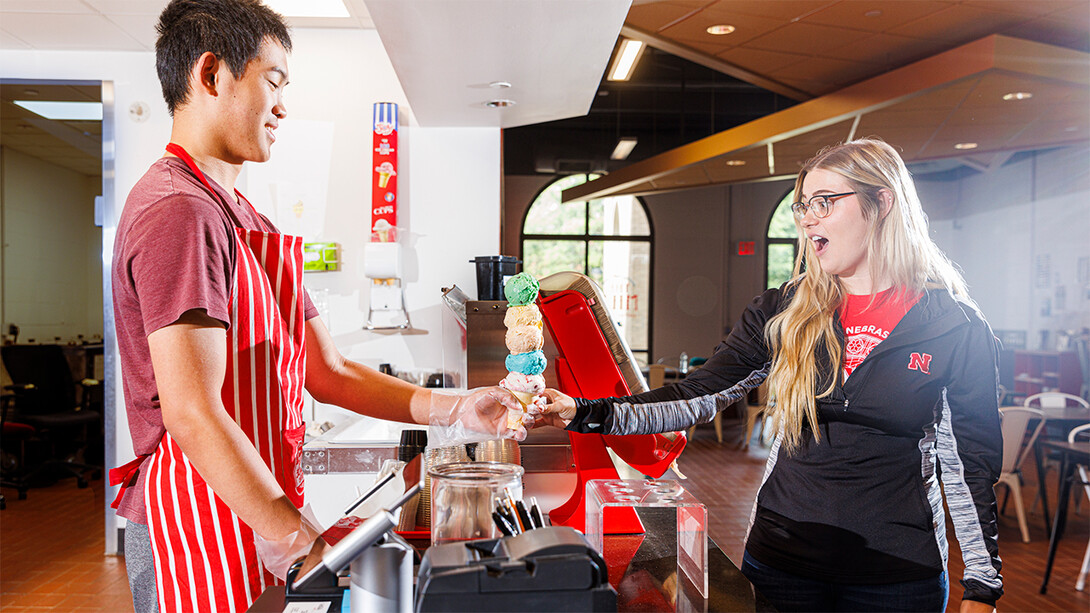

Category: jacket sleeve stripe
[608, 367, 768, 436]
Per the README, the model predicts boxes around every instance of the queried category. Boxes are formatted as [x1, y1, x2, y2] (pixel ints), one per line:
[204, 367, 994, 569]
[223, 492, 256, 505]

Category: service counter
[248, 505, 773, 612]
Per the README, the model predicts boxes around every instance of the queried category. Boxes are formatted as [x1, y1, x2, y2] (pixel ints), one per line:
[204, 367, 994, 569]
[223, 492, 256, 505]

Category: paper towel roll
[364, 242, 402, 279]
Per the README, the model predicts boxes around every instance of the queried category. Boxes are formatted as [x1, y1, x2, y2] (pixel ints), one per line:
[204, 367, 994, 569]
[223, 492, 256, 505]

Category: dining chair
[1025, 393, 1090, 516]
[1069, 422, 1090, 591]
[996, 406, 1046, 543]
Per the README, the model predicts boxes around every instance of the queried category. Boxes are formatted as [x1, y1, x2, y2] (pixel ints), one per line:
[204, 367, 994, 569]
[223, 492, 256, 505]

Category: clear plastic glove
[429, 387, 527, 447]
[537, 388, 577, 429]
[253, 504, 324, 581]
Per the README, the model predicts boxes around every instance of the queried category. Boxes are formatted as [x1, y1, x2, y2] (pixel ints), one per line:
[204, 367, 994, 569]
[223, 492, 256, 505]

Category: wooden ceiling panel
[665, 6, 788, 47]
[802, 1, 952, 34]
[625, 0, 705, 33]
[649, 163, 711, 189]
[856, 108, 953, 131]
[887, 4, 1022, 44]
[1005, 122, 1088, 149]
[707, 0, 836, 23]
[817, 33, 939, 67]
[1005, 17, 1090, 53]
[715, 46, 809, 75]
[882, 78, 980, 112]
[962, 0, 1078, 19]
[701, 146, 770, 182]
[745, 21, 861, 56]
[769, 56, 879, 84]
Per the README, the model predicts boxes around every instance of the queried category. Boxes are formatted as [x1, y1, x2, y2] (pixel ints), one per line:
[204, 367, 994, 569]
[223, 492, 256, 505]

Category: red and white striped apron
[145, 143, 308, 612]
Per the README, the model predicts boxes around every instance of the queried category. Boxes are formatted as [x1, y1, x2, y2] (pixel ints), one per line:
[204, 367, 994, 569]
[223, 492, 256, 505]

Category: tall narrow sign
[371, 102, 398, 242]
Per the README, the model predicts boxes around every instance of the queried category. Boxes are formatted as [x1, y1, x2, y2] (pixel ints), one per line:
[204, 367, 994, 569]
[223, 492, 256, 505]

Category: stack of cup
[498, 272, 547, 428]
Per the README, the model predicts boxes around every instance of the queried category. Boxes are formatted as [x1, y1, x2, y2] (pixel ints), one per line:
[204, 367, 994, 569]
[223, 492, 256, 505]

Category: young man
[111, 2, 523, 611]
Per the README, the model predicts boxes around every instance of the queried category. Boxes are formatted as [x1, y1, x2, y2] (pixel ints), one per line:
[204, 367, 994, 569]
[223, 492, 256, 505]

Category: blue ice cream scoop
[505, 350, 547, 376]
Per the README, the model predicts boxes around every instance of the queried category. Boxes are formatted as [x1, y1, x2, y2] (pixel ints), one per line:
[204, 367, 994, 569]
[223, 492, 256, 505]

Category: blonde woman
[542, 139, 1003, 612]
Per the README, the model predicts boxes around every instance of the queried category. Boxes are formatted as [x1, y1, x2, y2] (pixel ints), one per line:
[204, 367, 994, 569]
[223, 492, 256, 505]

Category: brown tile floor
[1, 419, 1088, 612]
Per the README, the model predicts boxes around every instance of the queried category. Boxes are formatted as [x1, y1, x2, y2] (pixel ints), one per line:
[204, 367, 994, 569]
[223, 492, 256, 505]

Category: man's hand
[534, 388, 576, 429]
[960, 600, 995, 613]
[431, 387, 528, 442]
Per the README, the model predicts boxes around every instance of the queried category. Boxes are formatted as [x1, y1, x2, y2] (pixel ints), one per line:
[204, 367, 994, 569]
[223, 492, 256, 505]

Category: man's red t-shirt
[112, 156, 317, 524]
[839, 287, 921, 380]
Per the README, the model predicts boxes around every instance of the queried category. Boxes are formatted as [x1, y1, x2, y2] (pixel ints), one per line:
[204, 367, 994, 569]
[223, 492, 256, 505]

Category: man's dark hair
[155, 0, 292, 115]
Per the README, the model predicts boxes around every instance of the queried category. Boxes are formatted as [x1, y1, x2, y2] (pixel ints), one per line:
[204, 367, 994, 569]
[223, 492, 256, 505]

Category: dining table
[1030, 406, 1090, 533]
[1038, 440, 1090, 594]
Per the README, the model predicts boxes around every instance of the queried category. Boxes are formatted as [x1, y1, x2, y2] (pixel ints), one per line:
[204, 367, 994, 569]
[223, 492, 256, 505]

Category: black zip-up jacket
[567, 285, 1004, 605]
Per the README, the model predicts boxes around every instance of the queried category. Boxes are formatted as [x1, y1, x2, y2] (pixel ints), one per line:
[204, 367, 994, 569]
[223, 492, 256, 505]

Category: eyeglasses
[790, 192, 857, 219]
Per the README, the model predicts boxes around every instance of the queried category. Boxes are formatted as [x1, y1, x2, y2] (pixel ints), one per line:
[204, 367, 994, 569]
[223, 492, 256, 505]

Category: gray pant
[124, 522, 160, 613]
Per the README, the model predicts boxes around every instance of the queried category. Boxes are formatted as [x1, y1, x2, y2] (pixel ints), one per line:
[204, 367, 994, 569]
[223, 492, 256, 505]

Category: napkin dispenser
[414, 526, 616, 612]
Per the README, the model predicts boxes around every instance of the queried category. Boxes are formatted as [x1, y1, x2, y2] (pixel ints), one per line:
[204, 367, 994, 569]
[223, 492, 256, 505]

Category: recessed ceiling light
[608, 39, 645, 81]
[1002, 92, 1033, 101]
[485, 99, 516, 108]
[489, 81, 512, 89]
[706, 24, 736, 35]
[22, 88, 38, 96]
[263, 0, 349, 18]
[725, 160, 746, 166]
[611, 137, 638, 161]
[864, 10, 882, 18]
[954, 142, 978, 150]
[14, 100, 102, 120]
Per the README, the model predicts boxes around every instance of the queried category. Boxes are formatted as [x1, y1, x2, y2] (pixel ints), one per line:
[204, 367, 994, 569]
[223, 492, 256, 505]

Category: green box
[303, 242, 341, 272]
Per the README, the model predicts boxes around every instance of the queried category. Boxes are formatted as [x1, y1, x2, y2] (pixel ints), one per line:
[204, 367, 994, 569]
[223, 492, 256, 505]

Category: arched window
[521, 174, 653, 367]
[766, 189, 798, 289]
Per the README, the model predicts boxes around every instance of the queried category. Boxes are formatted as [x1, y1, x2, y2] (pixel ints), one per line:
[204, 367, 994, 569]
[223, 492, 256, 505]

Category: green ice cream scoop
[504, 272, 540, 306]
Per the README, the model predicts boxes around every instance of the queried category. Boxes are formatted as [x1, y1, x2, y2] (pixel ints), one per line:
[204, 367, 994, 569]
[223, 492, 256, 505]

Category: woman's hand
[532, 388, 576, 429]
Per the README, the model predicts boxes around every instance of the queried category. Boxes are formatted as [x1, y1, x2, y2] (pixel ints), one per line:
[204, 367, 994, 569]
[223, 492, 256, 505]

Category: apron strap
[164, 143, 251, 228]
[109, 453, 151, 510]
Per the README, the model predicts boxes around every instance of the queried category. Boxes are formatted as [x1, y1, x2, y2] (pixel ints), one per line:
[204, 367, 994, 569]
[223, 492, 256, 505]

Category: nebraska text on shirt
[844, 324, 891, 339]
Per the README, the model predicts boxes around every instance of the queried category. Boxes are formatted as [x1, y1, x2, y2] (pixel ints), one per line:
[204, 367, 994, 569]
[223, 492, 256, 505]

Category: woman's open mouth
[811, 235, 828, 255]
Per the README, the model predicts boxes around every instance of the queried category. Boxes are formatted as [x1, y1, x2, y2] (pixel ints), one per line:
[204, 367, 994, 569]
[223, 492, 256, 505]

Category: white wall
[1, 147, 102, 342]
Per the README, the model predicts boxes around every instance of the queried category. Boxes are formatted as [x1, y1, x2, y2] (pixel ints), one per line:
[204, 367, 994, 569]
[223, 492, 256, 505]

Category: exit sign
[737, 241, 755, 256]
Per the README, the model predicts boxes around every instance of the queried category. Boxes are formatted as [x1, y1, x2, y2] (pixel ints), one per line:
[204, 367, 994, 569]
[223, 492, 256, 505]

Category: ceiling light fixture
[608, 39, 645, 81]
[263, 0, 349, 18]
[13, 100, 102, 121]
[864, 10, 883, 18]
[485, 99, 516, 108]
[1002, 91, 1033, 101]
[725, 160, 746, 166]
[489, 81, 512, 89]
[706, 24, 736, 35]
[954, 142, 978, 150]
[611, 137, 638, 160]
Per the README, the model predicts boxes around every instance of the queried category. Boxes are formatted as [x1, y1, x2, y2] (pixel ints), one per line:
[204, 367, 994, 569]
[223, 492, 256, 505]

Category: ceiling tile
[0, 1, 93, 13]
[83, 0, 170, 15]
[649, 163, 711, 189]
[1007, 17, 1090, 53]
[0, 28, 32, 49]
[707, 0, 837, 23]
[802, 1, 951, 34]
[626, 1, 706, 33]
[0, 13, 143, 50]
[715, 46, 809, 75]
[768, 56, 877, 85]
[105, 13, 158, 50]
[817, 33, 939, 69]
[887, 4, 1022, 44]
[744, 21, 864, 56]
[961, 0, 1080, 18]
[659, 8, 787, 47]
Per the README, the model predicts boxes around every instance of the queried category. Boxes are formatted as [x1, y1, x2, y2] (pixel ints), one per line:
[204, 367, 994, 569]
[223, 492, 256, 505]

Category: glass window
[766, 189, 799, 289]
[522, 175, 653, 367]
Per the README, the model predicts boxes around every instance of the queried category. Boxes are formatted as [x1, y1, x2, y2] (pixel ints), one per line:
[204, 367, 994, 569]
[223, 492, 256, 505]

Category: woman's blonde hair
[764, 138, 967, 451]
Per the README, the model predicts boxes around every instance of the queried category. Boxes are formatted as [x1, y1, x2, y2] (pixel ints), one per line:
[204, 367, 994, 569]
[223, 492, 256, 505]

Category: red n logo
[908, 352, 932, 374]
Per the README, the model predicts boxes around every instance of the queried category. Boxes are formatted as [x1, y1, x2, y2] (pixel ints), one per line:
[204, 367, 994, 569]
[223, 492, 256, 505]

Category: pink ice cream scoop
[505, 325, 544, 354]
[500, 372, 546, 395]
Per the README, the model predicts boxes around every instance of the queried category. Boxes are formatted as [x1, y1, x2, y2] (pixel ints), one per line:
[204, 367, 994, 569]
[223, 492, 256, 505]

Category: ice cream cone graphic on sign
[376, 162, 396, 188]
